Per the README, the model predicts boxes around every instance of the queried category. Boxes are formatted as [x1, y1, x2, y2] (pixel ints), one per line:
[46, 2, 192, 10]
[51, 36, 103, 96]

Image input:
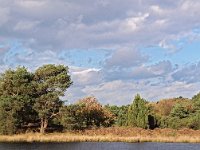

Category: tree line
[0, 64, 200, 135]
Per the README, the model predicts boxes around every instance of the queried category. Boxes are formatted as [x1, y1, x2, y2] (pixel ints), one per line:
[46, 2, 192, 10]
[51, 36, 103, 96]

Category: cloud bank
[0, 0, 200, 104]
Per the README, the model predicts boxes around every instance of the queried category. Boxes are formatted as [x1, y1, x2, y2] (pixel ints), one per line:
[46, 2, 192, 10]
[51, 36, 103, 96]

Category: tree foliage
[1, 65, 200, 134]
[105, 104, 129, 126]
[0, 67, 35, 134]
[60, 97, 115, 130]
[127, 94, 149, 128]
[33, 64, 72, 133]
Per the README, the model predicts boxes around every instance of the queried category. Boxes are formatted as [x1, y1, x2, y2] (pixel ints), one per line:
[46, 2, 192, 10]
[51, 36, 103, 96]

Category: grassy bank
[1, 127, 200, 143]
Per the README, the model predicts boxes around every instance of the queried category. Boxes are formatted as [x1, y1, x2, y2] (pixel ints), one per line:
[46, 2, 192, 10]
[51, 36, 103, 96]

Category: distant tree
[77, 97, 115, 128]
[105, 104, 129, 126]
[127, 94, 149, 128]
[192, 92, 200, 110]
[60, 104, 86, 130]
[117, 105, 129, 126]
[61, 97, 115, 130]
[170, 103, 190, 119]
[188, 113, 200, 130]
[0, 67, 35, 134]
[149, 97, 193, 129]
[33, 64, 72, 134]
[161, 100, 193, 129]
[104, 105, 120, 117]
[154, 100, 177, 116]
[188, 92, 200, 129]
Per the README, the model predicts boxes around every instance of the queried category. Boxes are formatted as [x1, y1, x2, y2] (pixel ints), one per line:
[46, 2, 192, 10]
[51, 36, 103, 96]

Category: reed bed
[0, 127, 200, 143]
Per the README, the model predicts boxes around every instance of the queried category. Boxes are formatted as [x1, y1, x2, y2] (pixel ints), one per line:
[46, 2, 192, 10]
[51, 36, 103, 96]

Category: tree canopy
[0, 65, 200, 135]
[60, 97, 114, 130]
[0, 65, 72, 134]
[127, 94, 149, 128]
[0, 67, 35, 134]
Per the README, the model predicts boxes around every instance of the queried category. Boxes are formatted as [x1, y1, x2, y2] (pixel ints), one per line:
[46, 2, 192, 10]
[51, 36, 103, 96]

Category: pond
[0, 142, 200, 150]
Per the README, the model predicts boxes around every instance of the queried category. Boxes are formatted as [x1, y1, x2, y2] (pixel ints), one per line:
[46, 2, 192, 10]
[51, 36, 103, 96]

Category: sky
[1, 0, 200, 105]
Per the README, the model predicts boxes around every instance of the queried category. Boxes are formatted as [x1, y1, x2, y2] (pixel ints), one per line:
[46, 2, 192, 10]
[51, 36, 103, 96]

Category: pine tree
[127, 94, 149, 128]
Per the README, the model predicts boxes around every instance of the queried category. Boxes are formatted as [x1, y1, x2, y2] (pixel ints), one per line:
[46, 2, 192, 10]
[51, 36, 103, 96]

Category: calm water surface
[0, 142, 200, 150]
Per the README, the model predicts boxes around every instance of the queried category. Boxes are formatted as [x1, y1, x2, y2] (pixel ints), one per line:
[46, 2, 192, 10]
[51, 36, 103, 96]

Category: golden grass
[0, 127, 200, 143]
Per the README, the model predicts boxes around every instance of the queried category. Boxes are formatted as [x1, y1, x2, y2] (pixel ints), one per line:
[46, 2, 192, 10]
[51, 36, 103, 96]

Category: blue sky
[1, 0, 200, 105]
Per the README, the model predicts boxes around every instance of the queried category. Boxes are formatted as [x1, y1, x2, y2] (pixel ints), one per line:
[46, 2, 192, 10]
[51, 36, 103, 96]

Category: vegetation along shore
[1, 64, 200, 143]
[1, 128, 200, 143]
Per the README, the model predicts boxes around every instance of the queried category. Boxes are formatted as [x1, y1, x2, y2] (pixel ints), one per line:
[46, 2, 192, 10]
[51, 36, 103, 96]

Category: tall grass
[0, 127, 200, 143]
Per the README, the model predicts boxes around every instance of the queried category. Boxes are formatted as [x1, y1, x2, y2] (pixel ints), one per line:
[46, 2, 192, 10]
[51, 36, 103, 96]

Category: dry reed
[0, 127, 200, 143]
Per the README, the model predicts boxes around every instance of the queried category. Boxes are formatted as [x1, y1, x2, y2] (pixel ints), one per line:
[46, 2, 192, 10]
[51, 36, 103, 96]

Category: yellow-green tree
[127, 94, 149, 128]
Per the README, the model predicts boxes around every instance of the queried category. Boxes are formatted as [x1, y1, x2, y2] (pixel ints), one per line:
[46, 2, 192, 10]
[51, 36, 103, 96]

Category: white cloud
[70, 78, 200, 105]
[123, 13, 149, 32]
[14, 20, 40, 31]
[105, 48, 148, 68]
[0, 0, 200, 104]
[71, 68, 103, 86]
[150, 5, 164, 14]
[0, 0, 200, 51]
[0, 7, 10, 26]
[16, 0, 46, 8]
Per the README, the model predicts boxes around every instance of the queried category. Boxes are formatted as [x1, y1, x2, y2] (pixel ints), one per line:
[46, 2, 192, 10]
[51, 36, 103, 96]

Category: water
[0, 142, 200, 150]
